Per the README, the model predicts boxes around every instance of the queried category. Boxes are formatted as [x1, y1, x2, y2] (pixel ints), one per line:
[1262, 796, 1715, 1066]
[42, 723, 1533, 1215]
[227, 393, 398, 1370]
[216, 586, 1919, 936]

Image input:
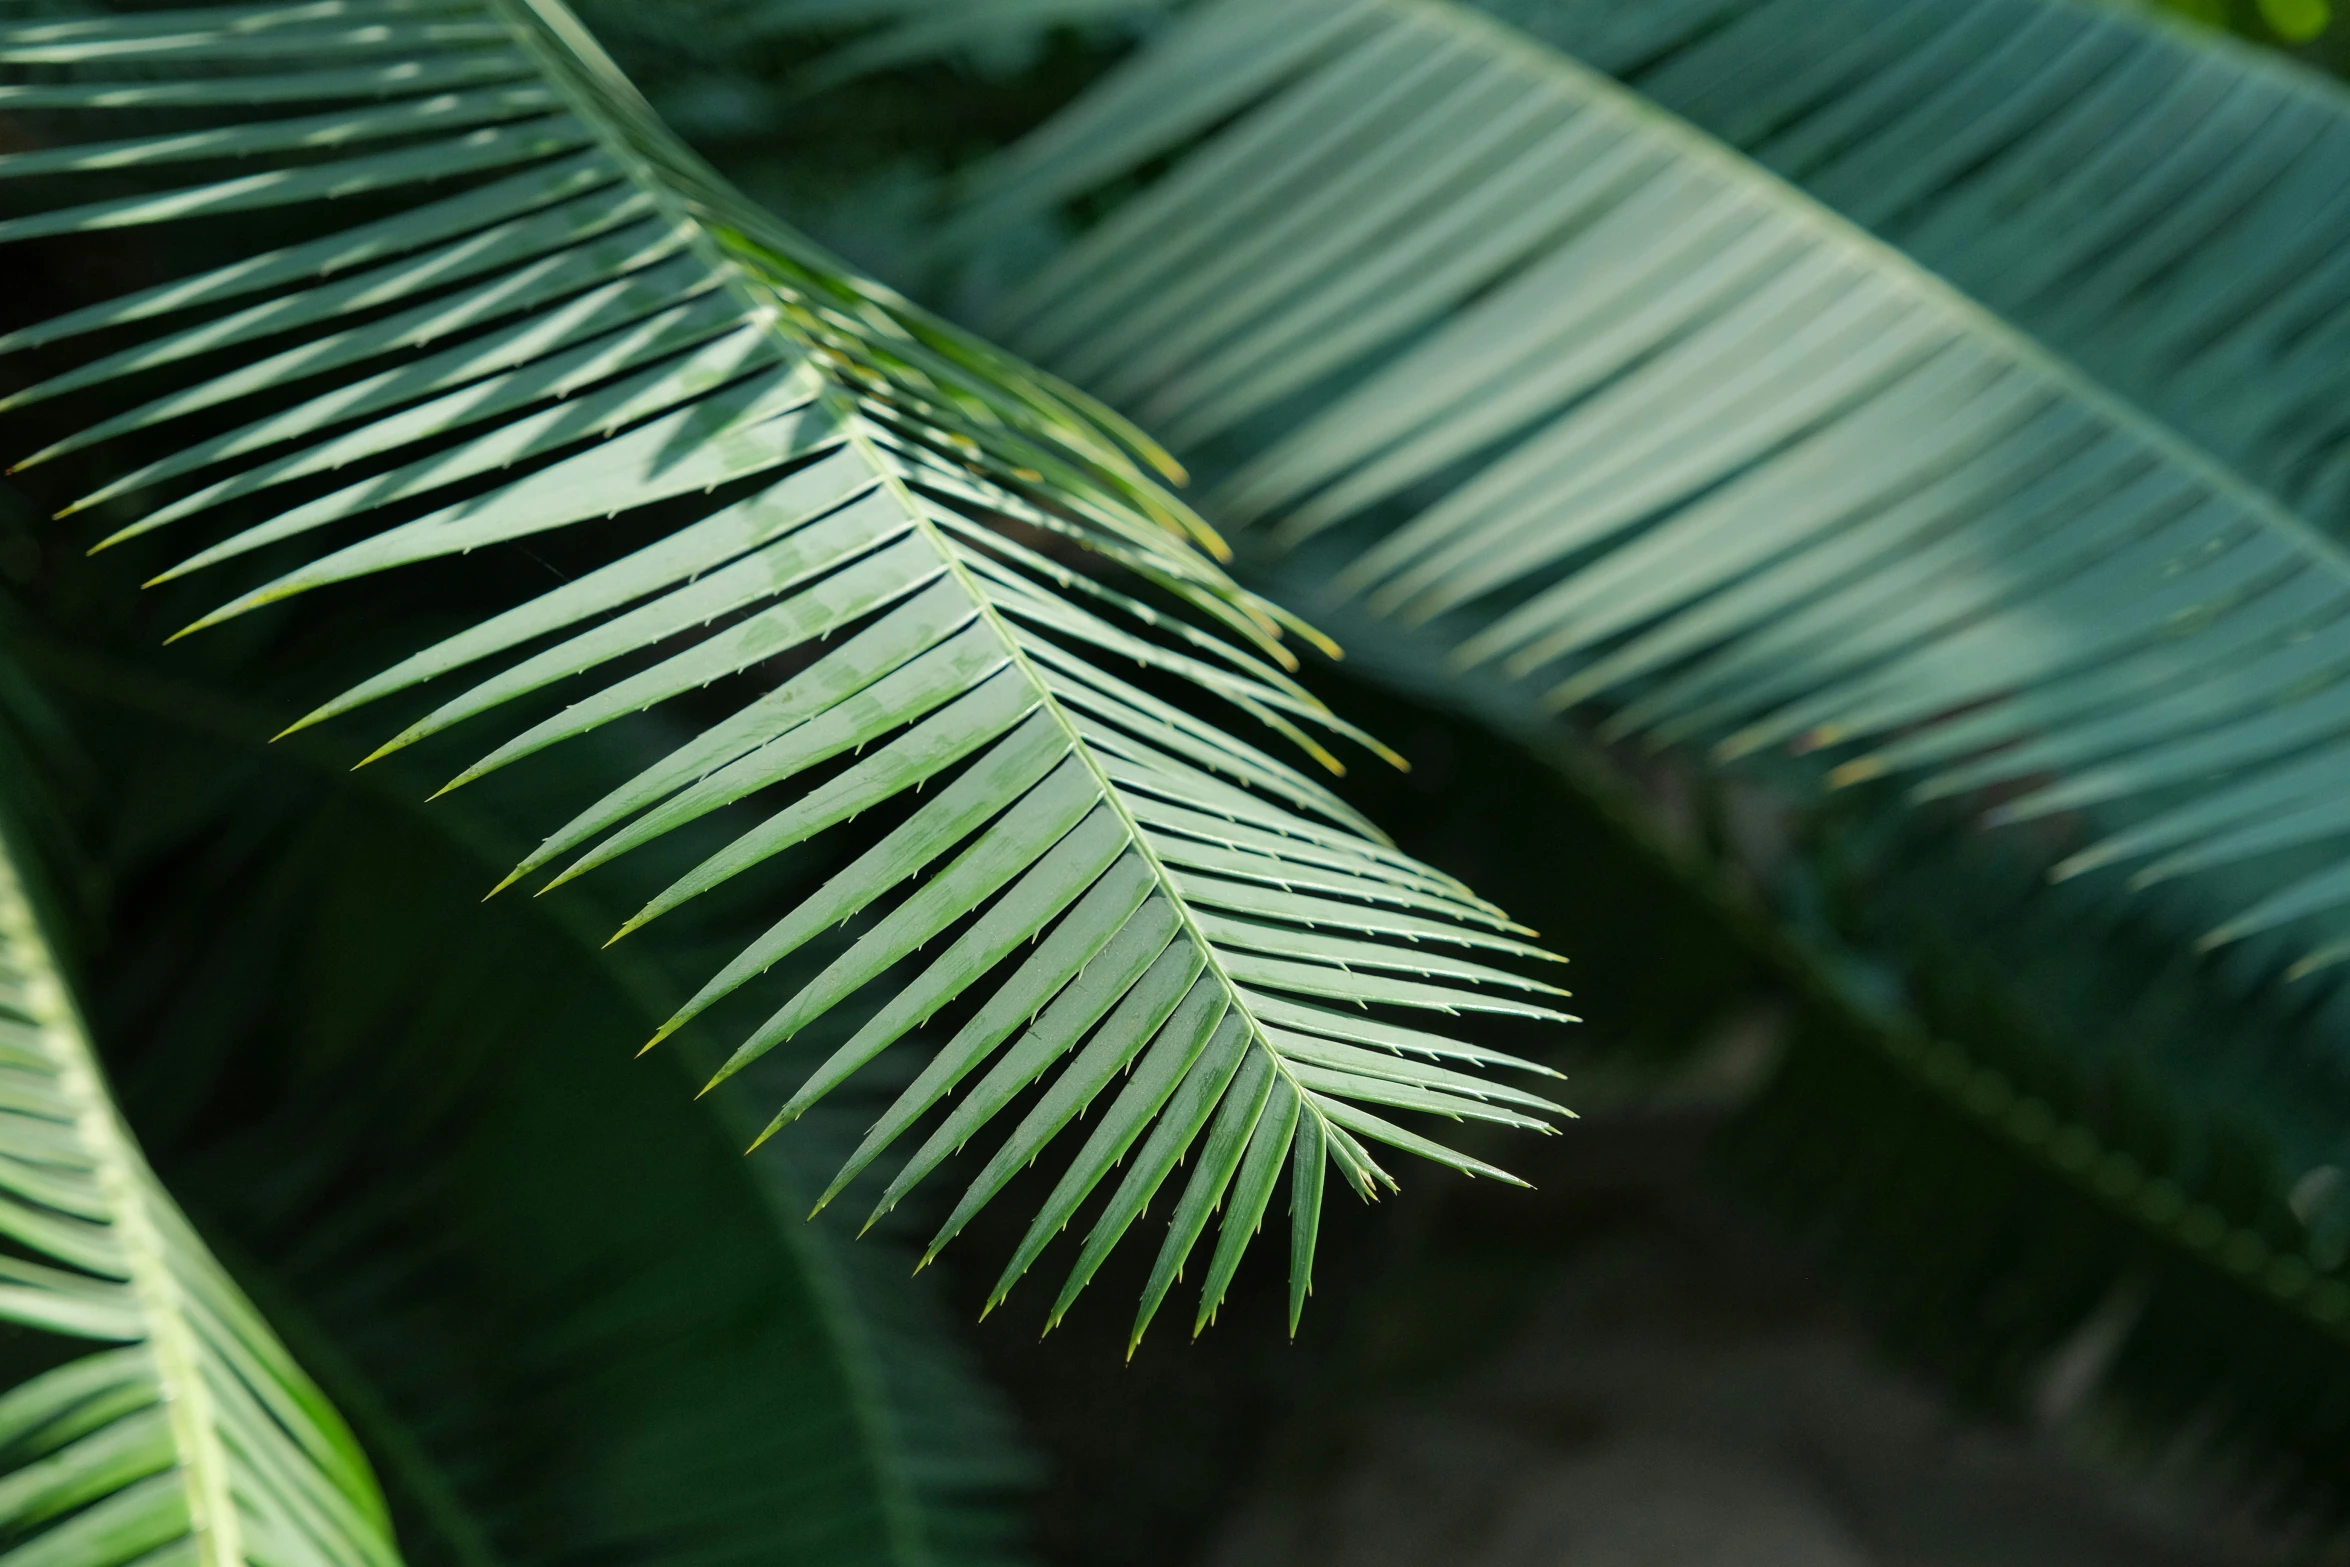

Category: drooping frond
[0, 0, 1568, 1341]
[0, 809, 404, 1567]
[963, 0, 2350, 974]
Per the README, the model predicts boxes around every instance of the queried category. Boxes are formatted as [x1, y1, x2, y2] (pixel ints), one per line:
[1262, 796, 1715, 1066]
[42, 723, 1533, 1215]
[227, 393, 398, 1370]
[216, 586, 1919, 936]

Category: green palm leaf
[0, 807, 403, 1567]
[959, 0, 2350, 976]
[0, 0, 1568, 1341]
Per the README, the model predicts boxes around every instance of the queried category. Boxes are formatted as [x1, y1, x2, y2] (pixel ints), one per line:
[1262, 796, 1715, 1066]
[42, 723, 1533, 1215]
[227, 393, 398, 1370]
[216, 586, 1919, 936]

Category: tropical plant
[0, 0, 1578, 1559]
[1, 0, 1573, 1322]
[708, 0, 2350, 1512]
[14, 0, 2350, 1556]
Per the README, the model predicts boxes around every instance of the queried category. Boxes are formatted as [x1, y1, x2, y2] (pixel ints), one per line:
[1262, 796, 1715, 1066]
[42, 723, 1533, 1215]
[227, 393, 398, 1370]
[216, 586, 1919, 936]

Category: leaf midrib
[490, 0, 1342, 1206]
[849, 419, 1329, 1150]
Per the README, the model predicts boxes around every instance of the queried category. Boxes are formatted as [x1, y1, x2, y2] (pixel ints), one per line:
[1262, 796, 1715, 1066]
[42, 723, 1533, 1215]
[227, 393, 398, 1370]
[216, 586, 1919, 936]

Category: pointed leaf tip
[539, 855, 601, 895]
[356, 735, 412, 768]
[272, 708, 333, 743]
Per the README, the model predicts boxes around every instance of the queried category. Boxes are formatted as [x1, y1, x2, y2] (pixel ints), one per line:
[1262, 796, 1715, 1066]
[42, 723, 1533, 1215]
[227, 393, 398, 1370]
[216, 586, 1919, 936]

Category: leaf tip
[273, 710, 333, 744]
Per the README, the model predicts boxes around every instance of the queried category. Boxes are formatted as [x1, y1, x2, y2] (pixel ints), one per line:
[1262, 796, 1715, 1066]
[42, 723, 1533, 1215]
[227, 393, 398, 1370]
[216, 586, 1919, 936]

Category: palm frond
[958, 0, 2350, 978]
[0, 0, 1568, 1340]
[0, 798, 403, 1567]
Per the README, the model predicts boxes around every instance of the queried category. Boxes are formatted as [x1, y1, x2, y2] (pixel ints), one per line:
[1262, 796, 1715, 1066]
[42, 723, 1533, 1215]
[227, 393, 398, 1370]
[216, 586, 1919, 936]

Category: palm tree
[6, 0, 2350, 1559]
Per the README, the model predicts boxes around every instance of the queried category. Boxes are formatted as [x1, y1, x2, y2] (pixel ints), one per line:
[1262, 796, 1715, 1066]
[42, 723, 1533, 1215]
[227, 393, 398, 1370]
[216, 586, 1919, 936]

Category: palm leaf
[0, 776, 404, 1567]
[956, 0, 2350, 978]
[0, 0, 1568, 1340]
